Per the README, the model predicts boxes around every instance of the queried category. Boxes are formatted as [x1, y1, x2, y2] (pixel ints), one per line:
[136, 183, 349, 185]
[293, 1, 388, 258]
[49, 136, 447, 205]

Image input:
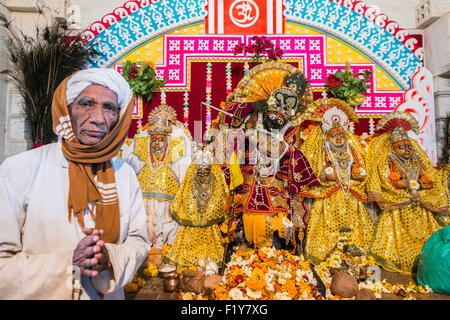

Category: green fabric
[417, 226, 450, 295]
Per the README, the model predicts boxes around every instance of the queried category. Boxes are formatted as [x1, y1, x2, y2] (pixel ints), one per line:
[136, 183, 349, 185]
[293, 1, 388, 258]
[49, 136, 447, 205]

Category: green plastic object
[417, 226, 450, 295]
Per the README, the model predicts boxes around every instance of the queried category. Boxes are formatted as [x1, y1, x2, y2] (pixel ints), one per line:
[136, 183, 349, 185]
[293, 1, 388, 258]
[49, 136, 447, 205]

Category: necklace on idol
[388, 149, 421, 182]
[148, 138, 169, 175]
[193, 174, 214, 210]
[325, 140, 353, 198]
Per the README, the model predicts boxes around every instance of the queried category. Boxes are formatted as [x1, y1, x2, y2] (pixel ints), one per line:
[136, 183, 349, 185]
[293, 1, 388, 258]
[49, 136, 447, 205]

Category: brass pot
[158, 264, 177, 278]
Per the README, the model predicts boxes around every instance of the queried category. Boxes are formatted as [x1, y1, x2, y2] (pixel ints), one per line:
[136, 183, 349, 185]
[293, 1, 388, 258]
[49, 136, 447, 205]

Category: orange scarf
[52, 77, 134, 243]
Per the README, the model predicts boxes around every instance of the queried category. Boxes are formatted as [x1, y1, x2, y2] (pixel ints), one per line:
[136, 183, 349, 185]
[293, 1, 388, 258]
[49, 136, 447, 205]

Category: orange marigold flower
[389, 172, 401, 181]
[211, 117, 221, 129]
[124, 283, 139, 293]
[234, 194, 244, 203]
[281, 279, 298, 297]
[246, 268, 266, 291]
[220, 222, 229, 234]
[161, 244, 171, 256]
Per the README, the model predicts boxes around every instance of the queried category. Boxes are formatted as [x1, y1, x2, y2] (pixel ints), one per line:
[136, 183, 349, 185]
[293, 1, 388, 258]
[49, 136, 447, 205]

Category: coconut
[204, 275, 223, 291]
[181, 270, 205, 294]
[330, 272, 358, 298]
[355, 289, 377, 300]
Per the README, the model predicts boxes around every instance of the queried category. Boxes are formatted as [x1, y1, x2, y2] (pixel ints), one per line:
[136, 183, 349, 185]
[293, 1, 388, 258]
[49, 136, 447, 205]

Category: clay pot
[355, 289, 377, 300]
[330, 272, 358, 298]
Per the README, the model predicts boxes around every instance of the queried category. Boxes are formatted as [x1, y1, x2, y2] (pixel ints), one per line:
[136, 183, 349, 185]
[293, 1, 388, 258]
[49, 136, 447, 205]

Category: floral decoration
[213, 248, 323, 300]
[121, 60, 166, 100]
[124, 275, 147, 293]
[389, 172, 401, 181]
[326, 62, 372, 107]
[233, 36, 283, 63]
[315, 239, 432, 300]
[409, 180, 420, 191]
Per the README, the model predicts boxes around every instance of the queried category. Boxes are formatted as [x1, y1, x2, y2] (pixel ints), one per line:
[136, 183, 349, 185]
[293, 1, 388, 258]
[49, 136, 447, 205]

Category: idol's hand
[351, 172, 365, 181]
[351, 166, 366, 181]
[73, 228, 106, 277]
[395, 179, 409, 189]
[323, 171, 337, 181]
[419, 180, 434, 189]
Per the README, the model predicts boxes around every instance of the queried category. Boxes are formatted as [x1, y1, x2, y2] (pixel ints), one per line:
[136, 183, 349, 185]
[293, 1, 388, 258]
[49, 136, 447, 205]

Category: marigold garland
[213, 248, 323, 300]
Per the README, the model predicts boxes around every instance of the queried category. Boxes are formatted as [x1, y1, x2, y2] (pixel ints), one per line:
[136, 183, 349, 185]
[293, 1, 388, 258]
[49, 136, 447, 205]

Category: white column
[422, 11, 450, 162]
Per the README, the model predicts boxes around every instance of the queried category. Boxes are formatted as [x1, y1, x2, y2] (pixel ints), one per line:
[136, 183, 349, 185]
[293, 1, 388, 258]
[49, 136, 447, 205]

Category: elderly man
[0, 68, 150, 299]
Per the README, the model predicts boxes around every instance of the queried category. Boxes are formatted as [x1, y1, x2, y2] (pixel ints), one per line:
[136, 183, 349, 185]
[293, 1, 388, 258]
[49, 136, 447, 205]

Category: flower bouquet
[326, 62, 372, 107]
[121, 60, 166, 100]
[233, 36, 283, 63]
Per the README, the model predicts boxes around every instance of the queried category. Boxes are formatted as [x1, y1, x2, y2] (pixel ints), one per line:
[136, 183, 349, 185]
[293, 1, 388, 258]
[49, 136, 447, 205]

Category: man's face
[150, 134, 167, 153]
[69, 84, 119, 146]
[393, 139, 414, 160]
[196, 167, 211, 184]
[327, 127, 346, 147]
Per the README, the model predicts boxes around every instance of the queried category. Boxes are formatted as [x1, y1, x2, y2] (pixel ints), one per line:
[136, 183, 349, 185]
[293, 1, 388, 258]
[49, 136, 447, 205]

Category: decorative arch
[82, 0, 436, 162]
[83, 0, 208, 67]
[84, 0, 422, 89]
[285, 0, 423, 88]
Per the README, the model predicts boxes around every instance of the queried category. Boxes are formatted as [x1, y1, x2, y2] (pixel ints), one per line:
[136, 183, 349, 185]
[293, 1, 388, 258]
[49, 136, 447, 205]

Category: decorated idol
[164, 147, 242, 268]
[300, 98, 375, 263]
[366, 111, 448, 274]
[121, 104, 192, 248]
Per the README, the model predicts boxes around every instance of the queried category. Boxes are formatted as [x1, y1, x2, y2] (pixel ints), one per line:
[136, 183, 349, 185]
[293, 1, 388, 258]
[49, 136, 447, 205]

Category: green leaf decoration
[122, 61, 166, 99]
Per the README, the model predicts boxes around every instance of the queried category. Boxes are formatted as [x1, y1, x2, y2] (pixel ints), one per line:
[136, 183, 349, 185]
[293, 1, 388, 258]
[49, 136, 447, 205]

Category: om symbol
[229, 0, 260, 28]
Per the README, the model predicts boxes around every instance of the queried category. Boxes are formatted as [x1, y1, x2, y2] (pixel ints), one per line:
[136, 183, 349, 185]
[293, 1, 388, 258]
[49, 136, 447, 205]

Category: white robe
[0, 142, 150, 300]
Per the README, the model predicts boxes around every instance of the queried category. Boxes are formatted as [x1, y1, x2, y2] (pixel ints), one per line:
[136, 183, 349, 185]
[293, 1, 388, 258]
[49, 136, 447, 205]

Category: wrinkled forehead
[74, 84, 119, 103]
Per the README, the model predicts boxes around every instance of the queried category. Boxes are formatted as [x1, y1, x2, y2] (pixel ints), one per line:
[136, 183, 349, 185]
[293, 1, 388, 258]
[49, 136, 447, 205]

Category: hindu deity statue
[121, 104, 192, 248]
[225, 61, 320, 249]
[164, 148, 241, 268]
[299, 98, 375, 263]
[366, 111, 448, 274]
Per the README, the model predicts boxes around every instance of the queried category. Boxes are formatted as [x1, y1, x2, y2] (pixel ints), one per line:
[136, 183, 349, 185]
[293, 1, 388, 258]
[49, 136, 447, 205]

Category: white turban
[66, 68, 133, 116]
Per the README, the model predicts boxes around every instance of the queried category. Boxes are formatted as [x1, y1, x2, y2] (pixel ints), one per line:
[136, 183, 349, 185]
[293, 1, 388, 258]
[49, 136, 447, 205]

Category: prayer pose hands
[73, 228, 112, 277]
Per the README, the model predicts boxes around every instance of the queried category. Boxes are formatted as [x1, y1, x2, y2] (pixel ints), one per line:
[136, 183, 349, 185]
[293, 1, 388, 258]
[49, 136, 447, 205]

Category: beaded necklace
[148, 137, 169, 174]
[193, 173, 214, 210]
[388, 149, 421, 182]
[325, 140, 354, 197]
